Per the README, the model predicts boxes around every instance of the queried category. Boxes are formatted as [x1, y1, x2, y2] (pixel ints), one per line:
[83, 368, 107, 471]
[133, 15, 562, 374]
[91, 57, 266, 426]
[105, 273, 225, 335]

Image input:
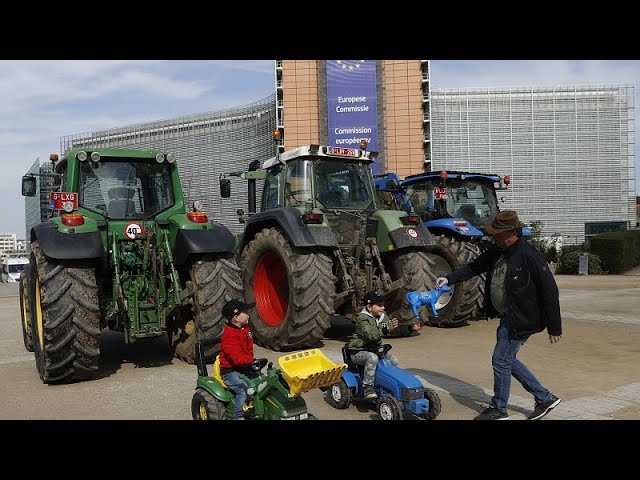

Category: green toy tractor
[21, 148, 243, 384]
[191, 339, 346, 420]
[220, 140, 438, 351]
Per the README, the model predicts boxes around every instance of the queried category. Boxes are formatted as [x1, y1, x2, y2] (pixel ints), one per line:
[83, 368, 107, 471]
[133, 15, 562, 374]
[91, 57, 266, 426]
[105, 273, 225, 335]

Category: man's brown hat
[485, 210, 525, 235]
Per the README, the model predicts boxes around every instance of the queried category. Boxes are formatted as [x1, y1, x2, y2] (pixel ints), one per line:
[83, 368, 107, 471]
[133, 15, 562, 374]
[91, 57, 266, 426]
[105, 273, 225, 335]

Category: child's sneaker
[363, 386, 378, 399]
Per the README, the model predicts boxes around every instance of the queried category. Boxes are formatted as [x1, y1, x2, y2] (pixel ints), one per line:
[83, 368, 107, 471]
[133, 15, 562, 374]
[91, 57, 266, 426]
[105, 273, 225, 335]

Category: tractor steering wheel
[376, 344, 392, 359]
[287, 189, 311, 205]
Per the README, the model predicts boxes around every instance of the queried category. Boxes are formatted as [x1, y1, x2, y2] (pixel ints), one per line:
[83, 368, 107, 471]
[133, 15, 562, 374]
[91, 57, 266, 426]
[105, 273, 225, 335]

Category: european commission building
[47, 65, 634, 244]
[431, 85, 636, 244]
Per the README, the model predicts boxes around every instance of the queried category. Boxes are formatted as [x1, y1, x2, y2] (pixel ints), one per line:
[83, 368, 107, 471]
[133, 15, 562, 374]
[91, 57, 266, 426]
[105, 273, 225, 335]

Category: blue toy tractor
[325, 343, 441, 420]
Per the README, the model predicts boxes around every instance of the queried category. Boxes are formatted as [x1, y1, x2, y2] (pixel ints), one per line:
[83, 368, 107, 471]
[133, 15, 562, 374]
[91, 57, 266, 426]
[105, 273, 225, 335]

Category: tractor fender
[387, 222, 435, 249]
[196, 377, 234, 403]
[242, 207, 339, 250]
[425, 218, 484, 237]
[31, 222, 103, 260]
[173, 224, 236, 266]
[341, 370, 360, 389]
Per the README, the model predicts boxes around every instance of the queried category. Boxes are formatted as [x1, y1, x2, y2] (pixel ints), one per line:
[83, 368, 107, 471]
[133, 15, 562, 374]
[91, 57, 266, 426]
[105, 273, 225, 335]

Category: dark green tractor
[21, 148, 243, 384]
[220, 142, 438, 352]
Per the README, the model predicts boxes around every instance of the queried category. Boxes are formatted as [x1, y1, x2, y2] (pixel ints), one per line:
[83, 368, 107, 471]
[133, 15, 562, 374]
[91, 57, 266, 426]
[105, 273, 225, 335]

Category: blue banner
[326, 60, 378, 171]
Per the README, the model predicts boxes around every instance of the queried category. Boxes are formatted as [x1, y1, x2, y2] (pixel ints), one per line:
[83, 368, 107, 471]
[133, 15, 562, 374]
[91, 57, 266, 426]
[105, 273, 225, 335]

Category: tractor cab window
[79, 159, 174, 219]
[263, 166, 281, 211]
[314, 159, 374, 210]
[285, 160, 313, 206]
[403, 181, 438, 221]
[446, 181, 498, 229]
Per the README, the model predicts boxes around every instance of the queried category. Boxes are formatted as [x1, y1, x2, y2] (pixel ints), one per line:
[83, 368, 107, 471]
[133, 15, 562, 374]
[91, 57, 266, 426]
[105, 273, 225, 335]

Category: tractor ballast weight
[21, 148, 243, 384]
[220, 143, 439, 352]
[375, 170, 529, 326]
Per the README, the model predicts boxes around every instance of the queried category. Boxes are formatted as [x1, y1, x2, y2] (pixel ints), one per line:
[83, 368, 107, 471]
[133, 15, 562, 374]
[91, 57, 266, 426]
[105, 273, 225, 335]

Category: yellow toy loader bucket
[278, 349, 347, 397]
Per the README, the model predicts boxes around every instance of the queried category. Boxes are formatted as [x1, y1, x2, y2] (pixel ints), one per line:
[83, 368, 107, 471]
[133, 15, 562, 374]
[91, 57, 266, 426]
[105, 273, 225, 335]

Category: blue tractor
[326, 343, 442, 420]
[375, 170, 529, 326]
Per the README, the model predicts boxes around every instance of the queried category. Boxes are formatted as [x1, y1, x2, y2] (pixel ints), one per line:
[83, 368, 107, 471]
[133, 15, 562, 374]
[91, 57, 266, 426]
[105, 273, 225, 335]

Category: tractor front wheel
[419, 388, 442, 420]
[377, 395, 404, 420]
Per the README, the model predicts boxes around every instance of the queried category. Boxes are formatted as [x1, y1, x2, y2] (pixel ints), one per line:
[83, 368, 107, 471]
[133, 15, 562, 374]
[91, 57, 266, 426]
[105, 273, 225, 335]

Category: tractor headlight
[76, 151, 88, 161]
[166, 153, 176, 163]
[155, 154, 165, 163]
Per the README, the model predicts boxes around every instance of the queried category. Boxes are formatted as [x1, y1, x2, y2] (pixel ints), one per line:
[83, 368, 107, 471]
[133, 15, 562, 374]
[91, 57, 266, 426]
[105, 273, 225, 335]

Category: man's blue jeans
[222, 371, 248, 420]
[491, 316, 552, 412]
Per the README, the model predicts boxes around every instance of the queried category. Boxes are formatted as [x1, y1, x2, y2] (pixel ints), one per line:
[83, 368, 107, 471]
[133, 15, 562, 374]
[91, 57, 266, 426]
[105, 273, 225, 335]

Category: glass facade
[431, 85, 636, 243]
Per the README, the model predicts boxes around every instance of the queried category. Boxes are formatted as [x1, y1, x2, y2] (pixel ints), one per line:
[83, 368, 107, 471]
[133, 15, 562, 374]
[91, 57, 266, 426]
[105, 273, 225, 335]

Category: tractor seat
[212, 356, 228, 388]
[341, 344, 360, 372]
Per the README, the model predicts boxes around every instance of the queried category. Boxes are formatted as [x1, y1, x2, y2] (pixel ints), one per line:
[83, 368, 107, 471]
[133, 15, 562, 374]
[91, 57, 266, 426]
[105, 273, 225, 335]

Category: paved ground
[0, 272, 638, 421]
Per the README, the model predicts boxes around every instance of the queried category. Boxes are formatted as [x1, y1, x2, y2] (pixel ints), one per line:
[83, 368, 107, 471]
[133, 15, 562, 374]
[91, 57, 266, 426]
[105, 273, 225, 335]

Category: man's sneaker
[528, 394, 561, 420]
[474, 405, 509, 420]
[363, 386, 378, 399]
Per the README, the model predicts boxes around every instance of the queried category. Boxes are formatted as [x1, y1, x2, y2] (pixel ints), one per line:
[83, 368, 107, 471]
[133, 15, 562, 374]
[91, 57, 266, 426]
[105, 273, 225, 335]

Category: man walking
[435, 210, 562, 420]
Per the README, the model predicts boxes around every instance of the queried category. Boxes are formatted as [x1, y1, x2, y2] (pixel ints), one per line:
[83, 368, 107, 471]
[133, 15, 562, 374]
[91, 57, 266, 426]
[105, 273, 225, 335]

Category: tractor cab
[261, 144, 378, 213]
[402, 173, 501, 231]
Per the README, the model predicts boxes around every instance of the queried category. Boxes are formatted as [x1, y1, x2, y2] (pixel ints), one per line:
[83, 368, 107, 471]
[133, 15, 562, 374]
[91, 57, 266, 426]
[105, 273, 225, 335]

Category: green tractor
[220, 141, 438, 351]
[21, 148, 243, 384]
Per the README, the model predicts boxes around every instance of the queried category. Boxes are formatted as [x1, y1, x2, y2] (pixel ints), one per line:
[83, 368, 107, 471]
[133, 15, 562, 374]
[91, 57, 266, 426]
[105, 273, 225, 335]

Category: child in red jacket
[219, 299, 256, 420]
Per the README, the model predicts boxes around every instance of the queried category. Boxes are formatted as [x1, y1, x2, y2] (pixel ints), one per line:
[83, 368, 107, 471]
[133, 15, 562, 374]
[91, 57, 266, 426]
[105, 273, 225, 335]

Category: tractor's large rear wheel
[426, 235, 484, 326]
[241, 228, 336, 351]
[28, 241, 101, 384]
[171, 254, 243, 364]
[383, 250, 437, 335]
[19, 270, 33, 352]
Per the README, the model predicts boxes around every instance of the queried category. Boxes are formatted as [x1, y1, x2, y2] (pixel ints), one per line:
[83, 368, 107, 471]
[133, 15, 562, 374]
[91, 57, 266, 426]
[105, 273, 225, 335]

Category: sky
[3, 60, 639, 239]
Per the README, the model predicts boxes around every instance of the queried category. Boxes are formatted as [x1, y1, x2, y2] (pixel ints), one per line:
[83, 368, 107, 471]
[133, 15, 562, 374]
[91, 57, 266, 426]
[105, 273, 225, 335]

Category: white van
[1, 256, 29, 283]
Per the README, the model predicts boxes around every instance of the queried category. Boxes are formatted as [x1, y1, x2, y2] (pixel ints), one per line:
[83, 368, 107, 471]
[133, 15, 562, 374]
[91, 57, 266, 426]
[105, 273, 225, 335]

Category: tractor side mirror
[22, 176, 37, 197]
[220, 178, 231, 198]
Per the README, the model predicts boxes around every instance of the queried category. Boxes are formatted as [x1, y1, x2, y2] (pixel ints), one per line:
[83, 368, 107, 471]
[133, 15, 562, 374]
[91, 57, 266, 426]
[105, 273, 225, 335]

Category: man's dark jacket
[445, 237, 562, 339]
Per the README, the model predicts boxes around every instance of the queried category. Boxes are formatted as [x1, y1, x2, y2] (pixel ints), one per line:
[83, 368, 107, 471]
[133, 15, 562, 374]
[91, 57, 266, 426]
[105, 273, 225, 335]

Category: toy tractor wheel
[376, 395, 404, 420]
[191, 388, 227, 420]
[241, 228, 336, 351]
[427, 235, 485, 326]
[420, 388, 442, 420]
[326, 379, 352, 409]
[171, 254, 243, 364]
[28, 241, 101, 384]
[19, 270, 33, 352]
[383, 251, 437, 336]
